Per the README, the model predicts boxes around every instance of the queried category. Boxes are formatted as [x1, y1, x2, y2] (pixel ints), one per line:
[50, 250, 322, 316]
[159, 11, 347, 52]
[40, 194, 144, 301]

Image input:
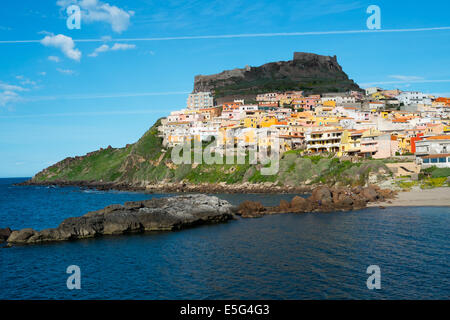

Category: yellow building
[243, 116, 260, 128]
[278, 98, 292, 107]
[338, 130, 365, 156]
[371, 92, 385, 100]
[260, 116, 278, 128]
[322, 100, 336, 108]
[395, 134, 412, 154]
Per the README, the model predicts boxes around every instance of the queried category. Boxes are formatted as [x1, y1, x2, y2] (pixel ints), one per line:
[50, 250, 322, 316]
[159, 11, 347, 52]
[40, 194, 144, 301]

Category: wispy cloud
[0, 91, 21, 107]
[1, 26, 449, 44]
[0, 109, 171, 119]
[0, 78, 38, 107]
[57, 68, 76, 75]
[48, 55, 61, 62]
[26, 91, 189, 102]
[0, 81, 26, 92]
[88, 43, 136, 57]
[388, 75, 424, 81]
[41, 34, 82, 61]
[15, 76, 37, 86]
[56, 0, 134, 33]
[360, 79, 450, 87]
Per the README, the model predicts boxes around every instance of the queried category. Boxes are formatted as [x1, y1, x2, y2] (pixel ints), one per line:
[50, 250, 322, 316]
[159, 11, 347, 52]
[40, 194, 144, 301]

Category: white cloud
[88, 42, 136, 57]
[389, 75, 424, 81]
[56, 0, 134, 33]
[0, 81, 26, 92]
[39, 72, 47, 76]
[15, 76, 37, 86]
[40, 34, 82, 61]
[110, 43, 135, 50]
[88, 44, 109, 57]
[48, 55, 61, 62]
[57, 68, 76, 75]
[0, 90, 21, 107]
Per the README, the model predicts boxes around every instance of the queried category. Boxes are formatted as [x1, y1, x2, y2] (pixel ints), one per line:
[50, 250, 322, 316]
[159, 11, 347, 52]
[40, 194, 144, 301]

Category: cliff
[194, 52, 361, 103]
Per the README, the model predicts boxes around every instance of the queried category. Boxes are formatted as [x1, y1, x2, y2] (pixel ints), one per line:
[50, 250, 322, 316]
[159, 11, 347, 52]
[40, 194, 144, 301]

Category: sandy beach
[368, 187, 450, 207]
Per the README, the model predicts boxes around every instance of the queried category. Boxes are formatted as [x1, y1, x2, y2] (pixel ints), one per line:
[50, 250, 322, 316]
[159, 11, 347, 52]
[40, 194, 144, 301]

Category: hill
[31, 119, 391, 190]
[194, 52, 361, 103]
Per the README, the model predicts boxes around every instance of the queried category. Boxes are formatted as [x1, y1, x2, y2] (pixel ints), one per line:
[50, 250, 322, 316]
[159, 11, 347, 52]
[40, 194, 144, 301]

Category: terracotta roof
[424, 135, 450, 140]
[422, 153, 450, 159]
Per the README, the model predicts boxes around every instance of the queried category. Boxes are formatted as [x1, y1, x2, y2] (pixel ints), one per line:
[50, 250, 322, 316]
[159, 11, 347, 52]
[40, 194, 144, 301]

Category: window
[439, 157, 446, 163]
[431, 158, 438, 163]
[423, 158, 430, 163]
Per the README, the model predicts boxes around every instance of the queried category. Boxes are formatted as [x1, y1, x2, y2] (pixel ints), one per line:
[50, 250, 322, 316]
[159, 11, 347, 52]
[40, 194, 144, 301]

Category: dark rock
[279, 199, 291, 212]
[7, 228, 36, 243]
[194, 52, 361, 103]
[236, 201, 266, 218]
[0, 227, 12, 242]
[309, 186, 333, 205]
[361, 186, 379, 202]
[7, 195, 234, 245]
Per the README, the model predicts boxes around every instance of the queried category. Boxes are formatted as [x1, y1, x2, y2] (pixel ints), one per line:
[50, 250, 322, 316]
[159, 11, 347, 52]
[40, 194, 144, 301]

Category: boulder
[0, 227, 12, 242]
[7, 228, 36, 243]
[237, 201, 266, 218]
[279, 199, 291, 212]
[290, 196, 308, 212]
[361, 186, 379, 202]
[309, 186, 333, 205]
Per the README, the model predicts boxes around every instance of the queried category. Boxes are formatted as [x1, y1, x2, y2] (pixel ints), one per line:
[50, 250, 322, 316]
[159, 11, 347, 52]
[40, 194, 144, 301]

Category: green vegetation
[34, 119, 394, 187]
[422, 166, 450, 178]
[396, 180, 418, 190]
[394, 166, 450, 190]
[420, 177, 448, 189]
[213, 77, 355, 98]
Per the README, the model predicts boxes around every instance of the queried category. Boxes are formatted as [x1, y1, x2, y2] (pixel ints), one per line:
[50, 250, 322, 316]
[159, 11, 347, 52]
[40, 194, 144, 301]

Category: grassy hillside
[33, 119, 392, 187]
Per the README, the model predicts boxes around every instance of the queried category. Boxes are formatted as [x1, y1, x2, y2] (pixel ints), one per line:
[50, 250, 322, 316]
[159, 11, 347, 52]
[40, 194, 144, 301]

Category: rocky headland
[5, 194, 235, 245]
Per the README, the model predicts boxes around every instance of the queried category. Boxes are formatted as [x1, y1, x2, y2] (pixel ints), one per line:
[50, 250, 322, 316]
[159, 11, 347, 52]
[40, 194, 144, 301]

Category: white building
[321, 93, 356, 105]
[365, 87, 381, 95]
[396, 92, 432, 106]
[415, 137, 450, 156]
[415, 136, 450, 168]
[187, 92, 214, 109]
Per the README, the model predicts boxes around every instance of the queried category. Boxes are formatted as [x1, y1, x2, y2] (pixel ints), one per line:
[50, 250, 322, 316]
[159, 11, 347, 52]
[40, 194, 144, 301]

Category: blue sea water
[0, 178, 449, 299]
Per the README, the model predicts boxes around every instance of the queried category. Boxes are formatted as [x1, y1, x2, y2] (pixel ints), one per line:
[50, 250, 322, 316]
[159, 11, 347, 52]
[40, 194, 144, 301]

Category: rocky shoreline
[2, 185, 395, 246]
[235, 185, 395, 218]
[18, 179, 312, 194]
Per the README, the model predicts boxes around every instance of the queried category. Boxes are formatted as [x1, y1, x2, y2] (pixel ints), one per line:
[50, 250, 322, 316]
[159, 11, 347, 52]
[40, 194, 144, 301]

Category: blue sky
[0, 0, 449, 177]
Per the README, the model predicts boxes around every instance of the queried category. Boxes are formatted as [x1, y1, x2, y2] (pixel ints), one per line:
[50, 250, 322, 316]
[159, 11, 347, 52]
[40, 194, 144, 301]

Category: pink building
[360, 133, 398, 158]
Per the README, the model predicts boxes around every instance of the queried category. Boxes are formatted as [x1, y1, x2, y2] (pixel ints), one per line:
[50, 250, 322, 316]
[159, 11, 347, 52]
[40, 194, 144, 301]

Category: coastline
[368, 187, 450, 207]
[18, 179, 450, 207]
[18, 179, 313, 194]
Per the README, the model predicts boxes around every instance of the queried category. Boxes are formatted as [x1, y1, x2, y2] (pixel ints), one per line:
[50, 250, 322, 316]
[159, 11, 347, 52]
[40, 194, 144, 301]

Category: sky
[0, 0, 449, 177]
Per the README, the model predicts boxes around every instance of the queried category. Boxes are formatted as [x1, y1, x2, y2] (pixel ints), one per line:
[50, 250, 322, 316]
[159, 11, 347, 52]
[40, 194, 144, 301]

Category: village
[158, 88, 450, 174]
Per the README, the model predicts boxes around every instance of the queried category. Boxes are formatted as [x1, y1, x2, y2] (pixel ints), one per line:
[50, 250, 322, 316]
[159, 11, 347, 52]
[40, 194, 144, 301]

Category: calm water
[0, 178, 449, 299]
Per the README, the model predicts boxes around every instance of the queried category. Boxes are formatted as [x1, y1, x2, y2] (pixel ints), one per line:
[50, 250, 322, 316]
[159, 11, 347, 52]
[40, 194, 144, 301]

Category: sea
[0, 178, 449, 299]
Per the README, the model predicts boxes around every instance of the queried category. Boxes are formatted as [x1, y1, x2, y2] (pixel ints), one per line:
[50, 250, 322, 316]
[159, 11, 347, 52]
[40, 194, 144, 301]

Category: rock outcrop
[0, 228, 12, 242]
[236, 185, 395, 218]
[6, 195, 235, 245]
[193, 52, 361, 103]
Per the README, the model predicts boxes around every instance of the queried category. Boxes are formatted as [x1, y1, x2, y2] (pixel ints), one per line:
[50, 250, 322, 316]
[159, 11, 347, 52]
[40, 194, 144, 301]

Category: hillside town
[158, 88, 450, 170]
